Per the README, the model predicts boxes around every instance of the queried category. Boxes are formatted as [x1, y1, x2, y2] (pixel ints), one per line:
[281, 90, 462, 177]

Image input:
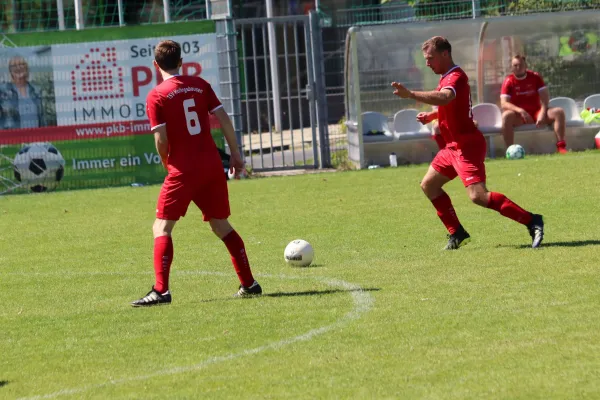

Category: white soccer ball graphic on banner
[506, 144, 525, 160]
[13, 142, 65, 192]
[284, 239, 314, 267]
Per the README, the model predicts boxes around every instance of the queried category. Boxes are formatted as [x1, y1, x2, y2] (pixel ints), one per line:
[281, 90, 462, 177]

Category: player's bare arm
[152, 124, 169, 169]
[536, 87, 550, 126]
[417, 110, 438, 124]
[500, 96, 534, 124]
[391, 82, 455, 106]
[213, 108, 244, 173]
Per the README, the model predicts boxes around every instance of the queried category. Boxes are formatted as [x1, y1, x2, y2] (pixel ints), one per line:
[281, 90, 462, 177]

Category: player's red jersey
[146, 75, 223, 175]
[500, 70, 546, 117]
[436, 66, 482, 149]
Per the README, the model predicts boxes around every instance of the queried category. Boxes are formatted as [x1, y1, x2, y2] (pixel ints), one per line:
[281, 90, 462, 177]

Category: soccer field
[2, 151, 600, 399]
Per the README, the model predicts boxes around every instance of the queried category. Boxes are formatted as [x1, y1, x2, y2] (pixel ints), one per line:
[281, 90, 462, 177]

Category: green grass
[6, 20, 216, 47]
[1, 151, 600, 399]
[292, 149, 349, 169]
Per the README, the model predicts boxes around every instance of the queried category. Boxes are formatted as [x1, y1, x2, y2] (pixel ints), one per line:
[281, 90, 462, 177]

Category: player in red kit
[131, 40, 262, 306]
[391, 37, 544, 250]
[500, 54, 567, 153]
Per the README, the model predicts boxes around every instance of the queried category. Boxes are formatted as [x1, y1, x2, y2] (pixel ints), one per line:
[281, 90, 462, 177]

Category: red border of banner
[0, 116, 221, 145]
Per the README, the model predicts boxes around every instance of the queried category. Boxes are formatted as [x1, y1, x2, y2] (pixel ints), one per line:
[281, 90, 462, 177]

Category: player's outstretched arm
[152, 125, 169, 169]
[391, 82, 455, 106]
[214, 108, 244, 172]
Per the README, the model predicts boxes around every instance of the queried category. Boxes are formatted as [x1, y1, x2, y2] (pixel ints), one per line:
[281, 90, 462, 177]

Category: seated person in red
[500, 55, 567, 154]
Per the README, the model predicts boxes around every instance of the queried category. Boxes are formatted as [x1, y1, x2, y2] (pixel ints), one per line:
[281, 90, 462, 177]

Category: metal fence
[0, 0, 207, 31]
[233, 13, 331, 171]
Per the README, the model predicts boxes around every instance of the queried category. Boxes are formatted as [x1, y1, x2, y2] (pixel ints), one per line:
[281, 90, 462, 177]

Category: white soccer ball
[506, 144, 525, 160]
[227, 167, 248, 180]
[284, 239, 314, 267]
[13, 142, 65, 192]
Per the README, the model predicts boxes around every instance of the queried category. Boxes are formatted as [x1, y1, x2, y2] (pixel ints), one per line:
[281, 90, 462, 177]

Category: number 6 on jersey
[183, 98, 201, 135]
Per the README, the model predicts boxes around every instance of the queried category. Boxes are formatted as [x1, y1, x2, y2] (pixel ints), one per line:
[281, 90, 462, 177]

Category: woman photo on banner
[0, 47, 56, 130]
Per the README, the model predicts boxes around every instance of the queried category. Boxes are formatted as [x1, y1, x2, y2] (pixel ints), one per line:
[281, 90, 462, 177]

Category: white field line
[16, 271, 374, 400]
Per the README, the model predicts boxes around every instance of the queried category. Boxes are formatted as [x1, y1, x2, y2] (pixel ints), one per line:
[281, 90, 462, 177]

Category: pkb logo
[71, 47, 125, 102]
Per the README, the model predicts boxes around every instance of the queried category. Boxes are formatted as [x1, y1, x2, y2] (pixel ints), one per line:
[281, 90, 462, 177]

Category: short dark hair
[422, 36, 452, 54]
[154, 40, 181, 71]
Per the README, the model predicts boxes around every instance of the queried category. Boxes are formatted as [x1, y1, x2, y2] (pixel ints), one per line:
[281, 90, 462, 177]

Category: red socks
[430, 191, 532, 237]
[152, 231, 255, 293]
[487, 192, 532, 225]
[222, 230, 255, 287]
[153, 236, 173, 294]
[431, 192, 461, 234]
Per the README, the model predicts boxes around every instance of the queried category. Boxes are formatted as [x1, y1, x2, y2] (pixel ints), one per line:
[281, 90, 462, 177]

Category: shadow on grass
[264, 287, 380, 298]
[497, 240, 600, 249]
[199, 287, 380, 303]
[288, 263, 325, 269]
[0, 381, 9, 388]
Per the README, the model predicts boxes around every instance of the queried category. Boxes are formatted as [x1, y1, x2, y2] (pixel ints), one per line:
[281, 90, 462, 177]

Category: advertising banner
[0, 32, 225, 194]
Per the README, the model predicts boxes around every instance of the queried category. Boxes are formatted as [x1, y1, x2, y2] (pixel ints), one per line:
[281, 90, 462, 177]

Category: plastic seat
[392, 109, 430, 138]
[549, 97, 584, 126]
[472, 103, 502, 133]
[361, 111, 393, 138]
[583, 94, 600, 110]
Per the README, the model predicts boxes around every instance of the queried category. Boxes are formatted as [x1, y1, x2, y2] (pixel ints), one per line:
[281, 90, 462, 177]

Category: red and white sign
[0, 116, 220, 145]
[51, 34, 219, 127]
[0, 34, 219, 144]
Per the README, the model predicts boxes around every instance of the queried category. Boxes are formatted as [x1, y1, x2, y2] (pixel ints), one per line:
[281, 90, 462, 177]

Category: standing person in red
[500, 54, 567, 153]
[391, 36, 544, 250]
[132, 40, 262, 307]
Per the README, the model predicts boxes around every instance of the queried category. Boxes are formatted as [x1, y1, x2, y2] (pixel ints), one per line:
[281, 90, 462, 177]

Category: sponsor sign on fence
[0, 32, 224, 193]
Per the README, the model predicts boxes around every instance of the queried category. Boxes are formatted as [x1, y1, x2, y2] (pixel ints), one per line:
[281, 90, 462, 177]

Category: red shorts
[524, 108, 543, 123]
[156, 172, 230, 221]
[431, 142, 487, 187]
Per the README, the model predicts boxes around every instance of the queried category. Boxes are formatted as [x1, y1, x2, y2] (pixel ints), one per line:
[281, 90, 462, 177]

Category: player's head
[153, 40, 182, 73]
[421, 36, 453, 75]
[511, 54, 527, 78]
[8, 56, 29, 85]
